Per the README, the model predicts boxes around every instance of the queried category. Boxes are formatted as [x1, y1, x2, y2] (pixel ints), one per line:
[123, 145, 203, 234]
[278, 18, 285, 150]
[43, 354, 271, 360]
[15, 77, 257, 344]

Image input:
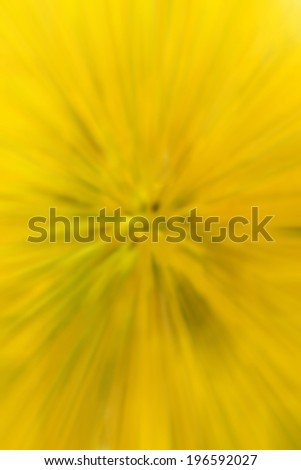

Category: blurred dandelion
[0, 0, 301, 450]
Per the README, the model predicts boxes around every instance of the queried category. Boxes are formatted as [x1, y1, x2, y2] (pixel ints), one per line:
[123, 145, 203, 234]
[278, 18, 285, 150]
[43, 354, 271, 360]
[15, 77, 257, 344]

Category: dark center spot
[151, 201, 160, 212]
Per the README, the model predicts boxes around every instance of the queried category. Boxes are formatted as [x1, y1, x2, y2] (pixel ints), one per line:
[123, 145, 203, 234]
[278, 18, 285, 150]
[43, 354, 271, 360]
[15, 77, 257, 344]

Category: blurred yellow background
[0, 0, 301, 449]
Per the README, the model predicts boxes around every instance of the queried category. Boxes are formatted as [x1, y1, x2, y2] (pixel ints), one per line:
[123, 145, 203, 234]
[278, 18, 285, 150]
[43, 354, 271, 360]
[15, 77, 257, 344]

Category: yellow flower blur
[0, 0, 301, 449]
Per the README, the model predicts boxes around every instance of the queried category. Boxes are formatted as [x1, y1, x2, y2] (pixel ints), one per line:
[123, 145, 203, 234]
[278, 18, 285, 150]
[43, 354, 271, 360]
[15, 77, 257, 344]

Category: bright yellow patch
[0, 0, 301, 449]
